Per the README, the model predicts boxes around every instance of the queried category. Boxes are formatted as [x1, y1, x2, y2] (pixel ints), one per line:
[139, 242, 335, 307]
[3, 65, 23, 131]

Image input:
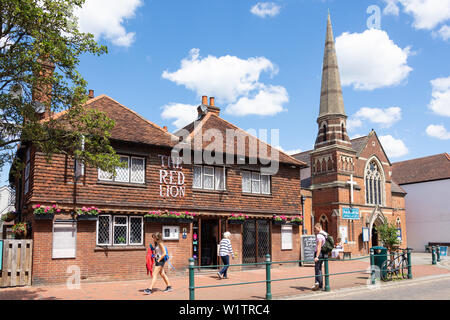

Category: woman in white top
[144, 232, 172, 294]
[217, 231, 234, 279]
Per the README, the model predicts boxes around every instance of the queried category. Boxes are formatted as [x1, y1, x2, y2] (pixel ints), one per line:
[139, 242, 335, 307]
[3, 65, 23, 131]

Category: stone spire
[318, 14, 346, 120]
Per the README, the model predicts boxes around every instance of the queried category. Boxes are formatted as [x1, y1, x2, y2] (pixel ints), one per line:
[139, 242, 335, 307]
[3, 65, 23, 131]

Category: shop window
[193, 165, 226, 191]
[96, 215, 143, 246]
[98, 155, 145, 184]
[52, 221, 77, 259]
[242, 170, 271, 195]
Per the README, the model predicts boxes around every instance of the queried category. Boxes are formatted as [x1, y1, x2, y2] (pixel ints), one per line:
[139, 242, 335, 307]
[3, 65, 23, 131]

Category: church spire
[318, 13, 346, 120]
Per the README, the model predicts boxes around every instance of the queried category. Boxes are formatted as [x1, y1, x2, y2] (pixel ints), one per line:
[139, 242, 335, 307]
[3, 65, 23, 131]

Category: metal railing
[187, 248, 413, 300]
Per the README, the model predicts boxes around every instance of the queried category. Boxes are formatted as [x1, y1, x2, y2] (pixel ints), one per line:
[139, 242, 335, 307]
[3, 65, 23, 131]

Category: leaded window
[365, 160, 384, 206]
[98, 155, 145, 184]
[96, 215, 143, 246]
[242, 170, 271, 195]
[193, 165, 226, 191]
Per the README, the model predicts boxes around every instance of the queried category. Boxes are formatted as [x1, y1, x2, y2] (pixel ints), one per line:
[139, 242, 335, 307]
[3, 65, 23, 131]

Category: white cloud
[161, 103, 198, 130]
[74, 0, 143, 47]
[336, 29, 413, 90]
[399, 0, 450, 30]
[250, 2, 281, 18]
[437, 25, 450, 40]
[225, 85, 288, 116]
[162, 49, 288, 117]
[379, 135, 409, 158]
[426, 124, 450, 140]
[429, 76, 450, 117]
[347, 107, 402, 131]
[273, 146, 302, 156]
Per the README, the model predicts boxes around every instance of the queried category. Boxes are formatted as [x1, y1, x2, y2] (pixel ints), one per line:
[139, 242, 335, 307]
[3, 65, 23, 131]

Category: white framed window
[97, 215, 143, 246]
[242, 170, 271, 195]
[193, 166, 226, 191]
[281, 224, 293, 250]
[52, 221, 77, 259]
[98, 155, 145, 184]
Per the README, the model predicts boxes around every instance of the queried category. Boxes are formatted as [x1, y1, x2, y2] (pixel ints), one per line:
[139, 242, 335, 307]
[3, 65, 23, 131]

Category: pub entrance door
[243, 219, 271, 267]
[194, 218, 227, 267]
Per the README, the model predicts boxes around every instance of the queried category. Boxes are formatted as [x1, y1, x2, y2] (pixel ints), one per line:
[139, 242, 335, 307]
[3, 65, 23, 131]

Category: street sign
[342, 207, 360, 220]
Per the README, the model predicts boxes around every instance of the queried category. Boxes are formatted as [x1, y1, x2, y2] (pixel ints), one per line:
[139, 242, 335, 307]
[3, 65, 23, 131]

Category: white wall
[0, 186, 15, 218]
[402, 179, 450, 252]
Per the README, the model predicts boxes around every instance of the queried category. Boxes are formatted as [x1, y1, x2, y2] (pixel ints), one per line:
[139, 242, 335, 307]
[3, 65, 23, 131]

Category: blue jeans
[315, 252, 325, 288]
[219, 255, 230, 277]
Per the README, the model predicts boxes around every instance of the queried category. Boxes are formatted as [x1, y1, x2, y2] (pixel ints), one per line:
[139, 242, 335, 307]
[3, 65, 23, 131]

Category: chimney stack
[32, 58, 55, 120]
[88, 89, 94, 99]
[163, 126, 168, 132]
[202, 96, 208, 105]
[209, 97, 215, 106]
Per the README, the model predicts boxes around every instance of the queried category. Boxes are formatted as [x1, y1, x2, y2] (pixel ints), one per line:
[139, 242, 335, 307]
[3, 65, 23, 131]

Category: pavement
[0, 253, 449, 300]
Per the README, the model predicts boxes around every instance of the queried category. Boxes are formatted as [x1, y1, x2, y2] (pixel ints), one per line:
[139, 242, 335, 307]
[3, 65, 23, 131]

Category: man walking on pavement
[312, 223, 327, 291]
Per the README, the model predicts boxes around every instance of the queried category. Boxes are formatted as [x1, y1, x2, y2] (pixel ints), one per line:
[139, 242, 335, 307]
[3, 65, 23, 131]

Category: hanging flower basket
[76, 206, 100, 221]
[290, 216, 303, 226]
[33, 204, 59, 220]
[227, 213, 249, 224]
[1, 211, 16, 222]
[12, 222, 27, 239]
[144, 211, 195, 224]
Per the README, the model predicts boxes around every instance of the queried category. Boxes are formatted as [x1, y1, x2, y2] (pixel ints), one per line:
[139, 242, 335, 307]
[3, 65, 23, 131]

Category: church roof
[392, 153, 450, 185]
[318, 14, 346, 119]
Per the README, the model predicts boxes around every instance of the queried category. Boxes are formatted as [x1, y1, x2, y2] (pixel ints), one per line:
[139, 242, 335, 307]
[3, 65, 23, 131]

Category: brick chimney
[88, 89, 94, 99]
[32, 59, 55, 120]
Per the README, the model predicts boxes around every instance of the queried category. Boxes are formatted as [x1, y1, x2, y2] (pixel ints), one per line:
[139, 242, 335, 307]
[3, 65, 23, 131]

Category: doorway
[200, 219, 218, 266]
[371, 225, 379, 247]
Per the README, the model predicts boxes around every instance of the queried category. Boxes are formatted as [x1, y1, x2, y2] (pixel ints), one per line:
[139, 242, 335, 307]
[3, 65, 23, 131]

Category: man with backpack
[312, 223, 334, 291]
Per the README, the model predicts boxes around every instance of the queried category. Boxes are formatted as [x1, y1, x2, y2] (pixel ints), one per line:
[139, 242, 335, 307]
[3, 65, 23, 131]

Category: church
[292, 15, 407, 256]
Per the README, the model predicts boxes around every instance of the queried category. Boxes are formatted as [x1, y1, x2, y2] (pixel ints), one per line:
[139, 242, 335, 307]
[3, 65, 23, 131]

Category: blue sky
[1, 0, 450, 185]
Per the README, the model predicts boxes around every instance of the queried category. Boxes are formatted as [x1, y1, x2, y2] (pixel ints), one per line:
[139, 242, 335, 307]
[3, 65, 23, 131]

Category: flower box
[272, 220, 288, 225]
[291, 221, 303, 226]
[34, 213, 54, 220]
[145, 217, 193, 224]
[228, 219, 245, 225]
[77, 215, 98, 221]
[144, 211, 195, 224]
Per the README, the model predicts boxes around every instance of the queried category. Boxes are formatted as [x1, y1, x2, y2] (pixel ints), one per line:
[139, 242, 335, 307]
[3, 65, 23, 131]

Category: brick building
[292, 15, 407, 256]
[11, 91, 310, 285]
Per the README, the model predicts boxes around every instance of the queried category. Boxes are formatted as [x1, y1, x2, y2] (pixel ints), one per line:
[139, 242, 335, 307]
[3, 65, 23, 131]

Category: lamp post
[301, 195, 306, 235]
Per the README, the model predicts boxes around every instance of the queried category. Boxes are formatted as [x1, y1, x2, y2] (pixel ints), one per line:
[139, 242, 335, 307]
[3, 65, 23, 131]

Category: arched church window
[365, 159, 384, 206]
[320, 215, 329, 233]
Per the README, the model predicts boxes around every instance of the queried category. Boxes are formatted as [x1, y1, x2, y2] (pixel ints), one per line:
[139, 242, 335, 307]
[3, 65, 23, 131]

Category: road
[291, 274, 450, 300]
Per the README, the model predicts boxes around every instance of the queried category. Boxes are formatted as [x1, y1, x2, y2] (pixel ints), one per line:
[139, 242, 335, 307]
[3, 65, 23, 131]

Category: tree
[375, 223, 401, 252]
[0, 0, 122, 178]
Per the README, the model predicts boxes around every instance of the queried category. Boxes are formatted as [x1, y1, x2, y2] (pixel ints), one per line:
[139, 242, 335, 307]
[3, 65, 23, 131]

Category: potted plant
[33, 204, 59, 220]
[12, 222, 27, 239]
[1, 211, 16, 222]
[272, 215, 289, 225]
[290, 215, 303, 226]
[144, 210, 195, 223]
[227, 213, 248, 224]
[76, 206, 100, 221]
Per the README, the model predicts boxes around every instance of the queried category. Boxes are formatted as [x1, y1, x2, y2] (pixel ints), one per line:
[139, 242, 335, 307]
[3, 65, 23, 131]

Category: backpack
[320, 231, 335, 255]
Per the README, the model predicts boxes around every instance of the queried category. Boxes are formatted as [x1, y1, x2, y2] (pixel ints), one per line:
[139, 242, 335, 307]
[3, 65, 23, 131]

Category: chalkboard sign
[301, 235, 316, 266]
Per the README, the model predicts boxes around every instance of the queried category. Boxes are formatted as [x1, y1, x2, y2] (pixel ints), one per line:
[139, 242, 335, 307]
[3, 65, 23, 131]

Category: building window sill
[242, 193, 273, 198]
[97, 181, 147, 188]
[193, 188, 228, 195]
[94, 245, 146, 251]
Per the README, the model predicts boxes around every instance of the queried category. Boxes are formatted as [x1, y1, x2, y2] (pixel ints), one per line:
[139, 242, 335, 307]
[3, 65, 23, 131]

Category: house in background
[392, 153, 450, 252]
[0, 185, 15, 239]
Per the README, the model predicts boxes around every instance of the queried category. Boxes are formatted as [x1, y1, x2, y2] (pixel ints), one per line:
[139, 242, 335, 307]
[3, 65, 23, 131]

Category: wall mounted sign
[342, 207, 360, 220]
[396, 228, 402, 241]
[362, 227, 370, 242]
[158, 155, 186, 198]
[182, 227, 187, 239]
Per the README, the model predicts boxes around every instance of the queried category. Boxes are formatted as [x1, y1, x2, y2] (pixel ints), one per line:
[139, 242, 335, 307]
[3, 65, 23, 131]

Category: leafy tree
[0, 0, 122, 179]
[376, 223, 401, 252]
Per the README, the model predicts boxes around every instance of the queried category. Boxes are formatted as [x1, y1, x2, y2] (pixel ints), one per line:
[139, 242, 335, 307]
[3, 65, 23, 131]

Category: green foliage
[0, 0, 122, 177]
[376, 223, 400, 251]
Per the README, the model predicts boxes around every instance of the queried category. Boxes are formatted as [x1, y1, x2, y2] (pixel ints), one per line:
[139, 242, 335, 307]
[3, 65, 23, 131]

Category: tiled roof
[176, 112, 306, 167]
[392, 153, 450, 185]
[391, 181, 407, 194]
[51, 95, 178, 148]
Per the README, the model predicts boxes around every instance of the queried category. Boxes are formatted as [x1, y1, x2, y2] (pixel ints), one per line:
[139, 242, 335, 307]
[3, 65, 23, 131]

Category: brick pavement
[0, 258, 448, 300]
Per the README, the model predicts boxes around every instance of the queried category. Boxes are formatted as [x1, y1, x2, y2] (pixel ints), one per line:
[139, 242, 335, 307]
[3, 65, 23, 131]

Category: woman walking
[217, 231, 234, 279]
[144, 232, 172, 294]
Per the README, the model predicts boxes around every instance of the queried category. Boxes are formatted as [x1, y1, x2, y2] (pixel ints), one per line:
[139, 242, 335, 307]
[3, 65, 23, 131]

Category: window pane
[203, 167, 214, 190]
[130, 157, 145, 183]
[193, 166, 202, 188]
[53, 221, 77, 258]
[377, 179, 381, 205]
[261, 175, 270, 194]
[115, 156, 129, 182]
[215, 167, 225, 190]
[129, 217, 143, 245]
[242, 171, 251, 193]
[252, 172, 260, 194]
[97, 216, 111, 245]
[114, 216, 128, 245]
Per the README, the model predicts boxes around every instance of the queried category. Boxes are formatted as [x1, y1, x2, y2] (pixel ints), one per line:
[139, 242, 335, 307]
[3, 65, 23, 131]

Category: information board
[342, 207, 360, 220]
[301, 235, 316, 266]
[362, 227, 370, 242]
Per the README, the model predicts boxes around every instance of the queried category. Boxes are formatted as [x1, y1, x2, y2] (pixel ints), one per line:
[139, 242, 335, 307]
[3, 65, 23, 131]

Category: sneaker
[217, 272, 223, 279]
[311, 283, 319, 291]
[163, 286, 173, 292]
[144, 288, 153, 295]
